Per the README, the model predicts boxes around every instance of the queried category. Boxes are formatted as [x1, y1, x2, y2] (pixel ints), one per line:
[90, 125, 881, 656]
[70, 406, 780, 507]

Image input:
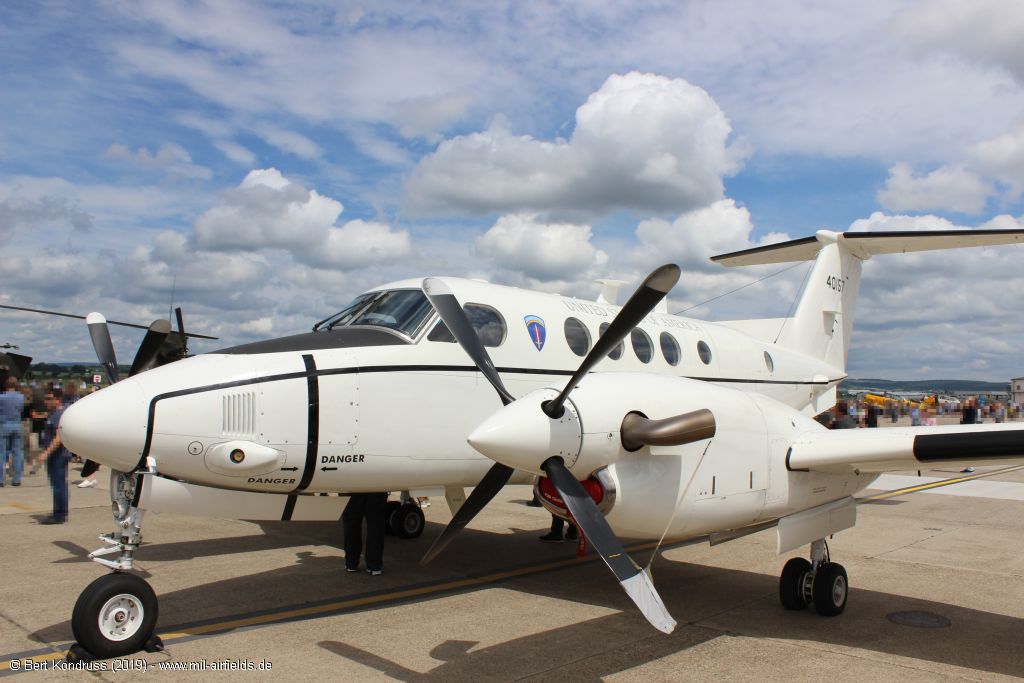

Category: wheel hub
[99, 594, 143, 641]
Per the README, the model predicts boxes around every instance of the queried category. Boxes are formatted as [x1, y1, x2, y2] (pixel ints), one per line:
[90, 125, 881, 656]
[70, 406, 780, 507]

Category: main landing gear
[68, 470, 163, 662]
[778, 539, 848, 616]
[385, 494, 426, 538]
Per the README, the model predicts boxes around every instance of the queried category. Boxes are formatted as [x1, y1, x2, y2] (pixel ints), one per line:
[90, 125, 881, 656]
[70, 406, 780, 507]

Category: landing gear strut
[778, 539, 848, 616]
[69, 469, 162, 660]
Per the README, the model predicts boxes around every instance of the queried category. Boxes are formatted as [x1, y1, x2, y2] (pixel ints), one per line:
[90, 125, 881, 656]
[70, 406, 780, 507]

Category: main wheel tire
[385, 501, 402, 536]
[394, 504, 425, 539]
[779, 557, 812, 610]
[812, 562, 848, 616]
[72, 573, 158, 659]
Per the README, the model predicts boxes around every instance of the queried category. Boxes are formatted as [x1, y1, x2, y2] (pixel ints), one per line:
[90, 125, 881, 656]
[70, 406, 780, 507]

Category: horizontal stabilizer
[787, 424, 1024, 474]
[712, 229, 1024, 267]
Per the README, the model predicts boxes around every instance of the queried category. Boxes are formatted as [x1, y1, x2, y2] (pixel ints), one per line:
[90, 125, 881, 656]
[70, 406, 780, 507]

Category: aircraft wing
[786, 424, 1024, 474]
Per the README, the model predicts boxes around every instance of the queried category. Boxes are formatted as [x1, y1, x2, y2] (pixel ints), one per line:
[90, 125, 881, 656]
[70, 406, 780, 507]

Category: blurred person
[830, 401, 856, 429]
[961, 398, 979, 425]
[342, 492, 387, 575]
[0, 377, 25, 486]
[540, 513, 578, 543]
[20, 386, 33, 456]
[36, 388, 70, 524]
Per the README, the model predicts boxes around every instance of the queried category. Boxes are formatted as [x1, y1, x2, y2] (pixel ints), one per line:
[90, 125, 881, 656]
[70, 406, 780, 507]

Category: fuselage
[61, 277, 869, 540]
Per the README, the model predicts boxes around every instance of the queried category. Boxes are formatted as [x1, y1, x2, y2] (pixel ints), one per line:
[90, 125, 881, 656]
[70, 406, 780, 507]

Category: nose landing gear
[779, 539, 848, 616]
[68, 469, 163, 662]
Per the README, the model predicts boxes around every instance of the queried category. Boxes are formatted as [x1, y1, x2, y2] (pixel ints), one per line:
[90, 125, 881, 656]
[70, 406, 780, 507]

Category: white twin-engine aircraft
[60, 228, 1024, 659]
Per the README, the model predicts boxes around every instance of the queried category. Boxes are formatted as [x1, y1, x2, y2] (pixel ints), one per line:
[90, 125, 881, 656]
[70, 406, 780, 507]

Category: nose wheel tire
[779, 557, 812, 610]
[72, 573, 158, 659]
[812, 562, 848, 616]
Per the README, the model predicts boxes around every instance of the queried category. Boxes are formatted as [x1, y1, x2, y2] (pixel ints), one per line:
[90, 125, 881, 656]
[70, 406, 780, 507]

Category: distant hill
[843, 378, 1010, 393]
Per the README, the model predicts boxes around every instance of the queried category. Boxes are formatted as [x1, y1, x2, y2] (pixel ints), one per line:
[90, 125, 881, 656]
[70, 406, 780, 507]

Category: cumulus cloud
[634, 199, 758, 271]
[307, 219, 411, 270]
[972, 124, 1024, 197]
[475, 214, 608, 282]
[103, 143, 212, 180]
[195, 168, 342, 251]
[195, 168, 410, 270]
[877, 163, 992, 214]
[406, 72, 746, 218]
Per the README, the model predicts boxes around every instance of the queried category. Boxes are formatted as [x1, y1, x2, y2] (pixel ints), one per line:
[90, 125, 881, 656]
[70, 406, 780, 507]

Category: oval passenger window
[564, 318, 591, 357]
[697, 340, 712, 365]
[631, 328, 653, 363]
[660, 332, 680, 366]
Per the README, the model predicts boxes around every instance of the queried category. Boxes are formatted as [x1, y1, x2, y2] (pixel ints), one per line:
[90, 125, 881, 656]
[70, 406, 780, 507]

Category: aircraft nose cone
[60, 379, 149, 472]
[467, 389, 582, 475]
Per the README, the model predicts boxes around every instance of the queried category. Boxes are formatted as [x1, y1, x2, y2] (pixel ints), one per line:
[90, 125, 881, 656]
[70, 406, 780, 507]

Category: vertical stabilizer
[710, 226, 1024, 373]
[776, 231, 862, 371]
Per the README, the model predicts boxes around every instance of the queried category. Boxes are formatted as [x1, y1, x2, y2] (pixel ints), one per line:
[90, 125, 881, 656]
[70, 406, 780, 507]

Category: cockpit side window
[428, 303, 507, 347]
[320, 293, 377, 331]
[321, 290, 434, 338]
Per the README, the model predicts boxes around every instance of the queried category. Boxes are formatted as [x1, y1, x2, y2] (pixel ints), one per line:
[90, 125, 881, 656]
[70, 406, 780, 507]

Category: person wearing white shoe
[77, 477, 97, 488]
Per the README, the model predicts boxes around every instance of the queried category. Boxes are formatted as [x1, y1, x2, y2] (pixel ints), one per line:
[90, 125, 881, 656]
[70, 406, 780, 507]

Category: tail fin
[711, 228, 1024, 372]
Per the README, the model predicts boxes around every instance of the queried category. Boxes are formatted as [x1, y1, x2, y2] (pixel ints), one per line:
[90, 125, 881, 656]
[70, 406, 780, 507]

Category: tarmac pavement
[1, 452, 1023, 681]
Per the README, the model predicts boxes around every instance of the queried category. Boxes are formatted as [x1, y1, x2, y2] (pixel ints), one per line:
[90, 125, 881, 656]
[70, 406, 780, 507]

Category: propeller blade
[620, 408, 716, 451]
[423, 278, 515, 406]
[543, 264, 680, 418]
[420, 462, 515, 565]
[174, 307, 188, 356]
[129, 319, 172, 376]
[86, 312, 120, 384]
[542, 456, 676, 634]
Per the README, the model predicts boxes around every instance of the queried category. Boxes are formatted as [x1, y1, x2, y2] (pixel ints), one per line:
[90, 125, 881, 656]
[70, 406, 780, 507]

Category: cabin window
[564, 318, 591, 356]
[764, 351, 774, 373]
[697, 340, 712, 365]
[660, 332, 680, 366]
[631, 328, 653, 363]
[427, 304, 507, 347]
[599, 322, 623, 360]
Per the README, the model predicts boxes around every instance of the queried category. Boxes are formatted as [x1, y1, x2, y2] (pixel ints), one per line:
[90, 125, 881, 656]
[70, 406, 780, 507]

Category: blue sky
[2, 0, 1023, 381]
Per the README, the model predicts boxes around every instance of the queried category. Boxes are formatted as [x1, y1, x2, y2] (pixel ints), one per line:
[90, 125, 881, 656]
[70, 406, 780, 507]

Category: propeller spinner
[421, 265, 689, 634]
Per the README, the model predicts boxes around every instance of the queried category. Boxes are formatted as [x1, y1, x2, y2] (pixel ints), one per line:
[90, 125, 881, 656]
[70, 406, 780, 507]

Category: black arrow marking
[321, 466, 338, 472]
[280, 467, 299, 472]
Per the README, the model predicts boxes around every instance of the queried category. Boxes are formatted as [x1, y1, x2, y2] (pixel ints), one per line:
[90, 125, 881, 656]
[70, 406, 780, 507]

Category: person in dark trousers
[342, 492, 388, 575]
[539, 513, 578, 542]
[36, 388, 70, 524]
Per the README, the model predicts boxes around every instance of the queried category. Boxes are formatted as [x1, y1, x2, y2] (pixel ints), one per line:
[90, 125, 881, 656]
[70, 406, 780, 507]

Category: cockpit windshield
[317, 289, 434, 339]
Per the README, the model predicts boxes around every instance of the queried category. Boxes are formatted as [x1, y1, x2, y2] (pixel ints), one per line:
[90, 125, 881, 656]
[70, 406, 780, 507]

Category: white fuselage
[61, 277, 870, 541]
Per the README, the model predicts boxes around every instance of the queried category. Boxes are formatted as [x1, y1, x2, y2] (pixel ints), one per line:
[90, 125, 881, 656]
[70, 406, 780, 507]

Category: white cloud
[634, 199, 759, 271]
[213, 140, 257, 166]
[406, 72, 745, 218]
[972, 124, 1024, 197]
[307, 219, 411, 270]
[239, 317, 274, 335]
[194, 168, 410, 271]
[897, 0, 1024, 85]
[877, 163, 992, 214]
[475, 214, 608, 282]
[194, 168, 342, 251]
[250, 125, 322, 160]
[102, 143, 212, 180]
[0, 194, 93, 243]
